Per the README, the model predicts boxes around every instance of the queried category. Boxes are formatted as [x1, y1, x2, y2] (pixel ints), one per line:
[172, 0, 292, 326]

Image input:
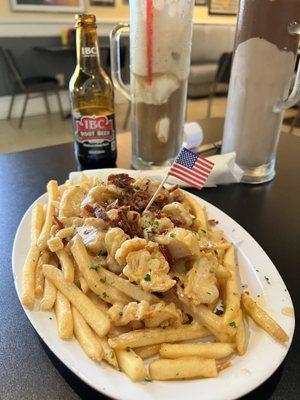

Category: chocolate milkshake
[129, 0, 194, 169]
[222, 0, 300, 183]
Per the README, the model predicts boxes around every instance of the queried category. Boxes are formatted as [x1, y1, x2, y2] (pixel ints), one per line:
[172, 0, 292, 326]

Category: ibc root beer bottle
[69, 14, 116, 169]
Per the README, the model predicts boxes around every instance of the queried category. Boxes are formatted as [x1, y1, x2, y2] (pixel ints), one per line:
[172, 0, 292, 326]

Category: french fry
[31, 203, 44, 245]
[56, 227, 75, 239]
[149, 356, 218, 380]
[235, 310, 248, 355]
[97, 266, 159, 304]
[98, 337, 119, 369]
[108, 323, 209, 349]
[79, 277, 89, 294]
[70, 235, 131, 305]
[184, 193, 209, 233]
[72, 306, 103, 362]
[40, 277, 57, 310]
[35, 250, 50, 296]
[175, 286, 234, 339]
[56, 248, 74, 283]
[55, 291, 73, 339]
[223, 245, 240, 323]
[87, 290, 109, 313]
[116, 348, 146, 381]
[21, 244, 40, 309]
[37, 180, 58, 250]
[135, 344, 161, 359]
[241, 292, 289, 343]
[47, 237, 64, 252]
[160, 342, 234, 359]
[215, 265, 231, 280]
[42, 264, 110, 337]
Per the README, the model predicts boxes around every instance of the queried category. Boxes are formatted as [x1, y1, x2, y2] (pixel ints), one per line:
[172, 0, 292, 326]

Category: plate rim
[12, 189, 295, 400]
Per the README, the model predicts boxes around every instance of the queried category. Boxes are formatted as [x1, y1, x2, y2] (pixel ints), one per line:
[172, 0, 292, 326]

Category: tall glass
[222, 0, 300, 183]
[111, 0, 194, 169]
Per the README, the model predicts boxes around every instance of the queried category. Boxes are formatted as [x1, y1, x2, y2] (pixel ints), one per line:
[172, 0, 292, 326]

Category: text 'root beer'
[69, 14, 116, 169]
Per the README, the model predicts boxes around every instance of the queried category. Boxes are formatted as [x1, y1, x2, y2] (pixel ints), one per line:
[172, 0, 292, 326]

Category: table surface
[0, 133, 299, 400]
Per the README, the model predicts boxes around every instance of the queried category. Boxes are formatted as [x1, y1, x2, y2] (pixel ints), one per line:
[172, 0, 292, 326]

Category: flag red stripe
[193, 163, 212, 175]
[169, 170, 204, 189]
[195, 159, 213, 173]
[196, 156, 214, 167]
[169, 165, 206, 185]
[171, 163, 209, 181]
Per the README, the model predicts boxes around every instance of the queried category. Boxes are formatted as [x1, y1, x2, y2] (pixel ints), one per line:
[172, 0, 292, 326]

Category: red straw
[146, 0, 154, 86]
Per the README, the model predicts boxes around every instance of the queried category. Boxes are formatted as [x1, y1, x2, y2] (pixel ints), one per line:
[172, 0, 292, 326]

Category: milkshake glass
[222, 0, 300, 183]
[110, 0, 194, 169]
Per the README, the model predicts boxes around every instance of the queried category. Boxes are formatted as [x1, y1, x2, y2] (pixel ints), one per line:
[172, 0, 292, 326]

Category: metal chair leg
[7, 94, 15, 120]
[207, 81, 217, 119]
[43, 92, 51, 115]
[55, 90, 64, 119]
[123, 101, 131, 130]
[288, 106, 300, 135]
[19, 93, 29, 128]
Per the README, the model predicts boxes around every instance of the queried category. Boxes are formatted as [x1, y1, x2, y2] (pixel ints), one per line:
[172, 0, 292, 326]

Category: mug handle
[110, 23, 131, 101]
[273, 21, 300, 112]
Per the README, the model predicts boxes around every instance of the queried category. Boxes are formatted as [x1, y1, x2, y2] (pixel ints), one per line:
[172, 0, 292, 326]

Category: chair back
[0, 47, 25, 91]
[216, 52, 232, 84]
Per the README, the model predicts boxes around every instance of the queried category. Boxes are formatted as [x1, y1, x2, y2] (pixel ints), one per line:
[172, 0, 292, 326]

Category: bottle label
[81, 47, 97, 57]
[73, 114, 116, 158]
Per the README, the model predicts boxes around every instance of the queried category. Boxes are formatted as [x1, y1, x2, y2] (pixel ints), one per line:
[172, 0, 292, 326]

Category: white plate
[12, 190, 295, 400]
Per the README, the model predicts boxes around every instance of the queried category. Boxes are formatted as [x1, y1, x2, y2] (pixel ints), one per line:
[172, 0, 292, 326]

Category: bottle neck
[76, 26, 101, 72]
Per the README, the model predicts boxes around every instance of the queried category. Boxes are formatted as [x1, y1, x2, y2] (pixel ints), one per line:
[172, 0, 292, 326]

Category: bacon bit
[107, 173, 135, 189]
[169, 217, 184, 227]
[111, 211, 141, 238]
[53, 215, 64, 229]
[130, 190, 151, 212]
[168, 184, 179, 193]
[208, 219, 219, 226]
[84, 204, 95, 216]
[94, 207, 110, 221]
[159, 244, 173, 265]
[107, 199, 119, 210]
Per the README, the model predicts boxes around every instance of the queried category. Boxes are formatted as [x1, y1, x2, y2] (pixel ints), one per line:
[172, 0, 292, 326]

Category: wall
[0, 1, 236, 25]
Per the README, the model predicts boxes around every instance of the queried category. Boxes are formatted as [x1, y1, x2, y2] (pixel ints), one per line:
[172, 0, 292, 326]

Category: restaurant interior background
[0, 0, 299, 154]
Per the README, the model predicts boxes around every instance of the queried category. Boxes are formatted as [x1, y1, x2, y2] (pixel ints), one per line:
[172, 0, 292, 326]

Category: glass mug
[110, 0, 194, 169]
[222, 0, 300, 184]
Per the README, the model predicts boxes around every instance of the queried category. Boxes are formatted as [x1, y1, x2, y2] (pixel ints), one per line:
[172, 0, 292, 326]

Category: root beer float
[222, 0, 300, 183]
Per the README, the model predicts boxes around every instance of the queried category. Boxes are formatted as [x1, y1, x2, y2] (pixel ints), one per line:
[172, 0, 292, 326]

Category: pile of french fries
[21, 175, 289, 382]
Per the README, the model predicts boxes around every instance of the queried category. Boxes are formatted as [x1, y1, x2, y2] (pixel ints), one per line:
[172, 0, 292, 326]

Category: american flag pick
[144, 147, 214, 211]
[169, 147, 214, 190]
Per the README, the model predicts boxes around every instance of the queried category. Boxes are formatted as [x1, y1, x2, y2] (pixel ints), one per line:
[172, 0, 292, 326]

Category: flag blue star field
[168, 147, 214, 189]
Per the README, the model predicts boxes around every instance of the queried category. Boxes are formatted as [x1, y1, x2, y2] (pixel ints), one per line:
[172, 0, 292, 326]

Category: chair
[206, 52, 233, 118]
[0, 47, 64, 128]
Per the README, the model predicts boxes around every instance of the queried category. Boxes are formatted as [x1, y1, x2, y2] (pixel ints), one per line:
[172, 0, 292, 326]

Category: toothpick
[144, 172, 169, 212]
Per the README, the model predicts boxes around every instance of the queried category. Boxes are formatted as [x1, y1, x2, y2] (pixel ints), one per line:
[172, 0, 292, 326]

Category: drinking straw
[146, 0, 154, 85]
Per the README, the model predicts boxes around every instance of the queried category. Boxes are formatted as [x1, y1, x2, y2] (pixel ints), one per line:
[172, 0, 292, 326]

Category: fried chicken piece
[108, 300, 184, 328]
[115, 238, 148, 265]
[155, 227, 200, 260]
[183, 253, 219, 305]
[162, 202, 194, 227]
[76, 219, 106, 255]
[59, 186, 87, 218]
[105, 227, 129, 273]
[123, 247, 176, 292]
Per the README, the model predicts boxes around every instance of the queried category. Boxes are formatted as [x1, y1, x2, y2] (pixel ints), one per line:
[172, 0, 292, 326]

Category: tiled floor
[0, 97, 298, 154]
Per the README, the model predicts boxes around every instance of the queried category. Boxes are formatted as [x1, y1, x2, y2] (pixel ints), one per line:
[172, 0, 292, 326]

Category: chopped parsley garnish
[100, 277, 106, 284]
[264, 276, 271, 285]
[89, 263, 101, 270]
[170, 233, 176, 238]
[125, 346, 131, 352]
[144, 273, 151, 282]
[229, 321, 237, 329]
[152, 220, 160, 228]
[144, 377, 152, 382]
[206, 292, 211, 295]
[200, 229, 206, 234]
[109, 351, 115, 359]
[233, 292, 238, 296]
[49, 317, 52, 320]
[102, 292, 108, 298]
